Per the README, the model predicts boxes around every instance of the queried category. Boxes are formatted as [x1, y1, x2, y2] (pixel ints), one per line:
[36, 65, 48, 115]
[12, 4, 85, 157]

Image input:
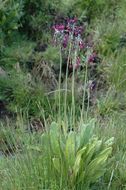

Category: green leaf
[84, 138, 102, 165]
[85, 147, 112, 182]
[50, 122, 59, 135]
[49, 122, 61, 155]
[105, 137, 114, 147]
[73, 146, 87, 179]
[52, 158, 60, 173]
[79, 119, 95, 149]
[65, 132, 75, 167]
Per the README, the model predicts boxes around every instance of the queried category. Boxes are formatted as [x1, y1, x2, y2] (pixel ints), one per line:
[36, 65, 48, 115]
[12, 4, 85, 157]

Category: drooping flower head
[67, 17, 78, 24]
[52, 17, 87, 71]
[52, 17, 85, 50]
[88, 52, 97, 63]
[52, 24, 65, 31]
[62, 34, 69, 48]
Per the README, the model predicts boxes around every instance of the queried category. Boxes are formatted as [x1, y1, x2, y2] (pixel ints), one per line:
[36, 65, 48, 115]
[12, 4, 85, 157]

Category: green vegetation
[0, 0, 126, 189]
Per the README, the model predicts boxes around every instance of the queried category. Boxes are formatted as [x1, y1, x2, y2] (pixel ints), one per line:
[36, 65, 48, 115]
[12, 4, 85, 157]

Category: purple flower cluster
[52, 17, 84, 50]
[52, 17, 99, 72]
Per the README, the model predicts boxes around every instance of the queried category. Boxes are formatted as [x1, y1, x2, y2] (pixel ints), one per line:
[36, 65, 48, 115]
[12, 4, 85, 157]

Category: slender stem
[80, 62, 88, 123]
[86, 87, 90, 119]
[71, 50, 77, 129]
[64, 42, 72, 127]
[58, 47, 62, 123]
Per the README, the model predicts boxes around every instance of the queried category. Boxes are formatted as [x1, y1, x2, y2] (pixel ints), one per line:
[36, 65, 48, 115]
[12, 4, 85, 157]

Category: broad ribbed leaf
[79, 119, 95, 149]
[52, 158, 60, 173]
[85, 147, 112, 182]
[65, 132, 76, 167]
[73, 146, 87, 180]
[84, 139, 102, 166]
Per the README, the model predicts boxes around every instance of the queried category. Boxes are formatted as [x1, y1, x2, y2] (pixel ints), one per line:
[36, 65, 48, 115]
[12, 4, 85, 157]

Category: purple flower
[52, 24, 65, 32]
[73, 26, 83, 38]
[66, 25, 72, 33]
[62, 34, 69, 48]
[77, 26, 83, 34]
[88, 52, 97, 63]
[79, 41, 85, 49]
[67, 17, 78, 24]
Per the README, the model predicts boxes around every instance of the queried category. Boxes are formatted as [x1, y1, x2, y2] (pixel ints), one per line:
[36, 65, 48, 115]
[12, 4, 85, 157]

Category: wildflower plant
[52, 17, 85, 70]
[52, 17, 99, 72]
[52, 17, 100, 122]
